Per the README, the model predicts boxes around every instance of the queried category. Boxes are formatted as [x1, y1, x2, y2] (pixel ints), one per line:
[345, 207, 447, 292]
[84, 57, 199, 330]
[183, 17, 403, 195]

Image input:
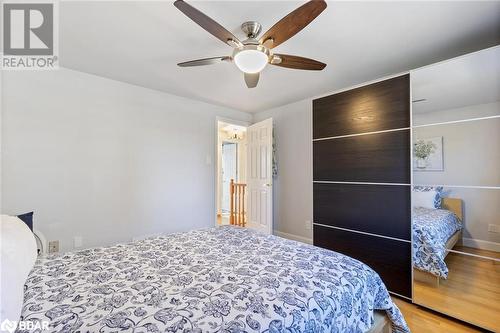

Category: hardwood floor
[413, 247, 500, 331]
[392, 298, 483, 333]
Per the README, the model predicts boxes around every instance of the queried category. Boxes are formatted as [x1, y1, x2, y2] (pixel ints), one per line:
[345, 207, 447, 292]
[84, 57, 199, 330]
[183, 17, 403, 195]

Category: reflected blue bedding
[412, 207, 462, 278]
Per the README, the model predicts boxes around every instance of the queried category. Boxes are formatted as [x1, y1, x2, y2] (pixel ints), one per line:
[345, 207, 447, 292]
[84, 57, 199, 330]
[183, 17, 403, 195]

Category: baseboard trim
[274, 230, 313, 245]
[462, 237, 500, 252]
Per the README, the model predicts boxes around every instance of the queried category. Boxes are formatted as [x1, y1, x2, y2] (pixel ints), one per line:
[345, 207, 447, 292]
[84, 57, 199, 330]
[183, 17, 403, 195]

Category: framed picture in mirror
[413, 136, 443, 171]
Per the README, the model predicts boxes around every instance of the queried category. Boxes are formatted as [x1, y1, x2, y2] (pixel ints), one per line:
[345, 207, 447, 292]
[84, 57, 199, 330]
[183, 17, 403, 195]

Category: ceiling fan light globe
[234, 49, 268, 74]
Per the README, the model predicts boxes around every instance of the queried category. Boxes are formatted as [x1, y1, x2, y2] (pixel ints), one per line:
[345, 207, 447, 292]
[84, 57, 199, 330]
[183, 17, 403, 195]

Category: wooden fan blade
[244, 73, 259, 88]
[178, 56, 231, 67]
[272, 54, 326, 70]
[174, 0, 242, 47]
[259, 0, 327, 49]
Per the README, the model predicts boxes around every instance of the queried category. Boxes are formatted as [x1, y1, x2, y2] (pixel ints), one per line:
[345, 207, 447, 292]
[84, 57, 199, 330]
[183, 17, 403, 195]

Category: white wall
[1, 68, 251, 252]
[253, 100, 313, 243]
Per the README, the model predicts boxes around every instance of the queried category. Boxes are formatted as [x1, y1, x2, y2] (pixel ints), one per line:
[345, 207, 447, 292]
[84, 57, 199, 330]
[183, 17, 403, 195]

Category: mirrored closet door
[411, 46, 500, 332]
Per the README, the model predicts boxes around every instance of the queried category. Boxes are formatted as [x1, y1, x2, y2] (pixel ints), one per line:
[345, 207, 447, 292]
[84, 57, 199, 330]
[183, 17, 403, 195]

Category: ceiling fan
[174, 0, 327, 88]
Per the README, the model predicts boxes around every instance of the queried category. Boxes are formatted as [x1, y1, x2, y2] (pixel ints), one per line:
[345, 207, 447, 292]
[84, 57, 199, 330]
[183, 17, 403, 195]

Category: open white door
[246, 118, 273, 234]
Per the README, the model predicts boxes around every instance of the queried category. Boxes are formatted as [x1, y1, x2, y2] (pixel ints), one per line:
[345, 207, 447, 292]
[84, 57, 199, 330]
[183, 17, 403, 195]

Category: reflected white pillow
[0, 215, 37, 323]
[413, 191, 437, 209]
[413, 186, 443, 208]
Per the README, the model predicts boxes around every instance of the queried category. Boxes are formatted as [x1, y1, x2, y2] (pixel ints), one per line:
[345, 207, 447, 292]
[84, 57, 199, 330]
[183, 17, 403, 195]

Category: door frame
[214, 116, 250, 226]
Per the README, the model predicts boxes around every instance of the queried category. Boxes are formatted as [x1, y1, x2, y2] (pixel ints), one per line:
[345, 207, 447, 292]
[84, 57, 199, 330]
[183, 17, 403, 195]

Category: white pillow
[413, 191, 437, 209]
[0, 215, 37, 323]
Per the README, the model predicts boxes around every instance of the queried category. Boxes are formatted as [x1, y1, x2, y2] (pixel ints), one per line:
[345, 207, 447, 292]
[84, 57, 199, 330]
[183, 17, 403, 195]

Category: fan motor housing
[241, 21, 262, 39]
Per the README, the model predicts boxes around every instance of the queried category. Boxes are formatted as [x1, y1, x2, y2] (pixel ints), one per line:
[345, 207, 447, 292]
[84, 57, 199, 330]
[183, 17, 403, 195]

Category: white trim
[216, 116, 251, 129]
[389, 291, 412, 302]
[413, 184, 500, 190]
[413, 115, 500, 129]
[313, 181, 410, 186]
[313, 223, 411, 244]
[313, 127, 410, 142]
[461, 238, 500, 256]
[274, 230, 313, 245]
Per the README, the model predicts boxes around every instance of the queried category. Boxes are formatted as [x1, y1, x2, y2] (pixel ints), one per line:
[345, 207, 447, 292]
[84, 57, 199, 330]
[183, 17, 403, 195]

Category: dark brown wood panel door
[312, 74, 411, 299]
[314, 183, 411, 240]
[313, 129, 410, 183]
[313, 75, 410, 139]
[313, 225, 412, 297]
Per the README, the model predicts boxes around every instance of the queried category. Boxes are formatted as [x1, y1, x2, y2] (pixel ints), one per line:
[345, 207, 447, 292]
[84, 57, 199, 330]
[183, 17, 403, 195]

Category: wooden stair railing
[230, 179, 247, 227]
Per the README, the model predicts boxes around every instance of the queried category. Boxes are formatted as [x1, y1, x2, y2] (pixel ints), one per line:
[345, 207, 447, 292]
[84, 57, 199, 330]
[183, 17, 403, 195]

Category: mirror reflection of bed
[413, 196, 463, 288]
[412, 191, 500, 331]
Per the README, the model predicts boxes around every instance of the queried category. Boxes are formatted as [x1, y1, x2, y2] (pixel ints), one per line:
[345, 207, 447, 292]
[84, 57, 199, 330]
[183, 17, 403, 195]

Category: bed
[413, 197, 463, 286]
[18, 226, 409, 333]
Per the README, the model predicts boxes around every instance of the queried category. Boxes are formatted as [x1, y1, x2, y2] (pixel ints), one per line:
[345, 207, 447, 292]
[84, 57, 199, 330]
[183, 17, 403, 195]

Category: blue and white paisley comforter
[413, 207, 462, 278]
[20, 227, 409, 333]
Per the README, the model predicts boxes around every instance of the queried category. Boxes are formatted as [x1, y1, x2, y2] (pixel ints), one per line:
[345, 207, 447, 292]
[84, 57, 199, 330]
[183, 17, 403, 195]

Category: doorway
[221, 141, 238, 214]
[216, 120, 248, 225]
[215, 117, 274, 234]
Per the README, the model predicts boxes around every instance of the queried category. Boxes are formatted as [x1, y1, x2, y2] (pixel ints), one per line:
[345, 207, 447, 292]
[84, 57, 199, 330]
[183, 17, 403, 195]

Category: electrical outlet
[305, 220, 312, 230]
[74, 236, 83, 248]
[48, 240, 59, 253]
[488, 224, 500, 233]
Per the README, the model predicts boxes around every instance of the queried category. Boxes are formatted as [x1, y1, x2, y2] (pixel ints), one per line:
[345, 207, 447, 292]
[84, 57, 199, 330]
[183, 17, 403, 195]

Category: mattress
[412, 207, 462, 278]
[20, 226, 409, 332]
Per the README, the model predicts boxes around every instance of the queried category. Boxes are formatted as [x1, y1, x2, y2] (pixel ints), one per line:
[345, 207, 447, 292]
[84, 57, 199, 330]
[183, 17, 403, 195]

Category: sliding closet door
[313, 75, 412, 298]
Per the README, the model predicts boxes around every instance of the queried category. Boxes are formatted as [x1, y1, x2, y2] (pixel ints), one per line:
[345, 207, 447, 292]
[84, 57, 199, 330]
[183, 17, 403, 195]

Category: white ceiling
[59, 1, 500, 113]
